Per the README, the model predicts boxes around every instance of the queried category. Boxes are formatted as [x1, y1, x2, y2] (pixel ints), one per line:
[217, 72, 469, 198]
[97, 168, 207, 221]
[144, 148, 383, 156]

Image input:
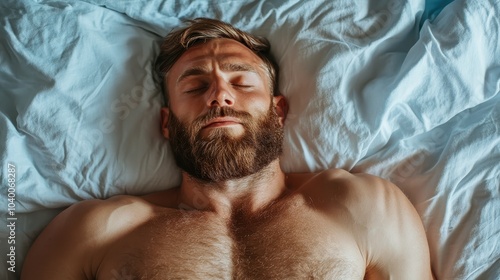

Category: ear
[160, 107, 170, 139]
[273, 95, 288, 126]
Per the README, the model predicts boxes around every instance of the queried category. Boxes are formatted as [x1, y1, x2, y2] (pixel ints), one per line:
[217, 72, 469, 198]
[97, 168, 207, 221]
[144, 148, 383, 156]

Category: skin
[21, 39, 434, 279]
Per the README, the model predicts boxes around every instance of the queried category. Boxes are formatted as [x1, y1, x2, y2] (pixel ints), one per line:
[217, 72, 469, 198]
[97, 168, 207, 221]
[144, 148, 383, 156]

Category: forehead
[167, 39, 265, 82]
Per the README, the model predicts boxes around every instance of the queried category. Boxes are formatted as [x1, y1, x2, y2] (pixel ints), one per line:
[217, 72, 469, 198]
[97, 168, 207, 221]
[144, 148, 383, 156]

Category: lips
[202, 117, 242, 129]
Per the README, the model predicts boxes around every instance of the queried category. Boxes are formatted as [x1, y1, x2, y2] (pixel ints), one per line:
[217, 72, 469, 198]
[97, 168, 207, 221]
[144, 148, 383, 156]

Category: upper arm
[21, 200, 105, 280]
[349, 173, 433, 280]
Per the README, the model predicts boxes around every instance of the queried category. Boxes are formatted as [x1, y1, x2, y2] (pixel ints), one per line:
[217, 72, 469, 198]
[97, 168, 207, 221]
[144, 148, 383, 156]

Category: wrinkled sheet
[0, 0, 498, 279]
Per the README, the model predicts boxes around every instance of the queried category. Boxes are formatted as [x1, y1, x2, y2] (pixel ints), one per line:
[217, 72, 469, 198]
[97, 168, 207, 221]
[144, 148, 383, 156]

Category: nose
[207, 79, 235, 107]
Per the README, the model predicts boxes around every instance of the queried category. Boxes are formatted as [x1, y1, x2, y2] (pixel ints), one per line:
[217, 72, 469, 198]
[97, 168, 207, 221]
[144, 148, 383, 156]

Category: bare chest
[96, 205, 364, 280]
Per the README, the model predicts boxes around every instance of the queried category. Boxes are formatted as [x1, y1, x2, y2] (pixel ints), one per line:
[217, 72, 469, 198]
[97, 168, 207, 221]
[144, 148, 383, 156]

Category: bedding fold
[1, 0, 498, 279]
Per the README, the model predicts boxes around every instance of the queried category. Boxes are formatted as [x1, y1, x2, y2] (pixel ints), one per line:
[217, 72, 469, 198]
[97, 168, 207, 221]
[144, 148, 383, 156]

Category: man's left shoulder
[299, 169, 409, 215]
[299, 169, 433, 279]
[303, 168, 398, 195]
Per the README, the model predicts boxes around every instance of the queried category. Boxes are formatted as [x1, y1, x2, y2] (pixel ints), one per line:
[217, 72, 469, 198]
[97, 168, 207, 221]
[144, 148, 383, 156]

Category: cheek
[245, 96, 272, 117]
[169, 99, 206, 121]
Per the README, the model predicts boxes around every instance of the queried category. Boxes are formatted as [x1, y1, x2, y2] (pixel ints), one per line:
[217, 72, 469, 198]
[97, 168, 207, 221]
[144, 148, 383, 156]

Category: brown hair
[154, 18, 279, 105]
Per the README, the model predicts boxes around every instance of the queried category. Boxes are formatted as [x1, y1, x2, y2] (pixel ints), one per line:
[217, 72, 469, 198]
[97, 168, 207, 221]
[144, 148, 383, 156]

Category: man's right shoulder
[38, 195, 156, 249]
[56, 195, 155, 237]
[56, 189, 182, 238]
[68, 194, 152, 216]
[21, 195, 156, 279]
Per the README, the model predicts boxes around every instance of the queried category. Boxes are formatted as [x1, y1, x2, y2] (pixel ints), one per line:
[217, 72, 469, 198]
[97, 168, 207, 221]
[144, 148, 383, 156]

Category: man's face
[161, 39, 287, 182]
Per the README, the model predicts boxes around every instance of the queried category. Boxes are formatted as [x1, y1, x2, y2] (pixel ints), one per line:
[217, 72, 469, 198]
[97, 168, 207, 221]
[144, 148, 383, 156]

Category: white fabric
[0, 0, 498, 278]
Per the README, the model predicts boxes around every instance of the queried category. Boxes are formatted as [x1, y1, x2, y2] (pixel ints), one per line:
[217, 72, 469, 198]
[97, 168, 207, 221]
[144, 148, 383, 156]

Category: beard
[167, 103, 284, 183]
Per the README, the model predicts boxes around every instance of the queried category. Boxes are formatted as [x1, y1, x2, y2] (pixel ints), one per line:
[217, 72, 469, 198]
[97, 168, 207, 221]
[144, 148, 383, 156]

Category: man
[22, 18, 434, 279]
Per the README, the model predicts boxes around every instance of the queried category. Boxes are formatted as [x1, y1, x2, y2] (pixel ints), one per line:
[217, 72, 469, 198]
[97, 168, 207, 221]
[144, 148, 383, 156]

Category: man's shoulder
[292, 168, 395, 201]
[54, 188, 181, 234]
[22, 195, 157, 279]
[47, 195, 157, 242]
[293, 169, 433, 279]
[291, 169, 410, 221]
[65, 195, 150, 216]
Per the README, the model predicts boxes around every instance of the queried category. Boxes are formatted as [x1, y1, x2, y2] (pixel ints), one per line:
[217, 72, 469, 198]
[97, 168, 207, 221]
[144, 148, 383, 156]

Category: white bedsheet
[0, 0, 498, 279]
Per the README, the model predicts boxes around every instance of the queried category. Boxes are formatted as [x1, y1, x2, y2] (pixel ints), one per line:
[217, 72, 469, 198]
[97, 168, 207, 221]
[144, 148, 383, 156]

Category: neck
[176, 160, 287, 218]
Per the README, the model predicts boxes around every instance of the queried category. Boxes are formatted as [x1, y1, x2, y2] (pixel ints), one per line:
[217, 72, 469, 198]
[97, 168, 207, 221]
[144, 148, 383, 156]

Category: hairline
[155, 18, 280, 106]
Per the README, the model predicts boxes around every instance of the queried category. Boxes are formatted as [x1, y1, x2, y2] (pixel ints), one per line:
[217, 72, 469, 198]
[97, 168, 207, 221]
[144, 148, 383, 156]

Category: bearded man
[21, 18, 434, 279]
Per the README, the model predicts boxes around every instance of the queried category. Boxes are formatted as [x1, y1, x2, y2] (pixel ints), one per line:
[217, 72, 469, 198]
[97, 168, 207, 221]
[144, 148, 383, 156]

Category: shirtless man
[21, 18, 434, 279]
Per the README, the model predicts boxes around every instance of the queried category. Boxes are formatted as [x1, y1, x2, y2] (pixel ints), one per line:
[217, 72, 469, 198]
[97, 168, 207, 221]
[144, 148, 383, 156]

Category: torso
[95, 182, 365, 280]
[21, 169, 433, 280]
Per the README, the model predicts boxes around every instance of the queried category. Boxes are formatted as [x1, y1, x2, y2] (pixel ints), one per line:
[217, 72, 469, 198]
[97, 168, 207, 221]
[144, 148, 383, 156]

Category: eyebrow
[176, 62, 258, 84]
[221, 62, 257, 73]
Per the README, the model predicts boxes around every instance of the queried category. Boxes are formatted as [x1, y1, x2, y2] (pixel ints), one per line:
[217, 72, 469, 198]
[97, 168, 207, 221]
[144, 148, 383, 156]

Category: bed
[1, 0, 499, 279]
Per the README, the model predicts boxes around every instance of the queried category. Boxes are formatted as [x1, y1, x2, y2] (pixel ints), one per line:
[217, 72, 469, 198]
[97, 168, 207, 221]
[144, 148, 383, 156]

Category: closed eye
[184, 86, 208, 94]
[230, 73, 256, 90]
[232, 84, 253, 89]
